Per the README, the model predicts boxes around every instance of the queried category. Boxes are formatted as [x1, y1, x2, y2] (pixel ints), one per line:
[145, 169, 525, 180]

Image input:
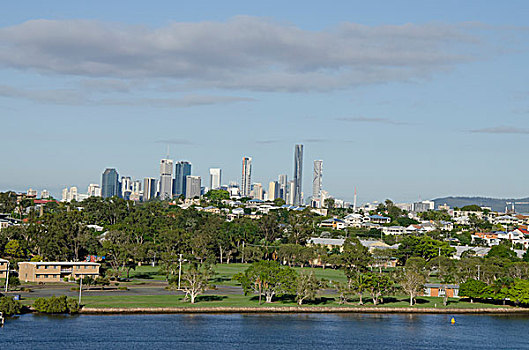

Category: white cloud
[0, 17, 483, 92]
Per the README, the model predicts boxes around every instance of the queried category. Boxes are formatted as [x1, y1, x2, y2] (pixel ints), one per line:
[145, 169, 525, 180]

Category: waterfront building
[185, 175, 201, 199]
[19, 261, 100, 283]
[241, 157, 252, 197]
[209, 168, 222, 190]
[159, 159, 173, 200]
[101, 168, 120, 198]
[143, 177, 157, 201]
[293, 144, 304, 206]
[174, 161, 192, 197]
[313, 160, 323, 200]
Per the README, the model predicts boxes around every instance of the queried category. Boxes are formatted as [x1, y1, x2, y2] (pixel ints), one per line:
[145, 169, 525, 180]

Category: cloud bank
[0, 17, 480, 92]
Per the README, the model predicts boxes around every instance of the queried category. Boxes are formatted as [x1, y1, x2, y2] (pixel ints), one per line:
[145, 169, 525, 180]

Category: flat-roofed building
[0, 258, 8, 279]
[19, 261, 100, 283]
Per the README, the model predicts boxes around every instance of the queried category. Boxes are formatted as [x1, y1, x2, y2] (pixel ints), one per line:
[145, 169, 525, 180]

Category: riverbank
[78, 306, 529, 314]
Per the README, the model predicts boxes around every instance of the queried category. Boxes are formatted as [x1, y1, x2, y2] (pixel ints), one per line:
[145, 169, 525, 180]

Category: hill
[433, 196, 529, 213]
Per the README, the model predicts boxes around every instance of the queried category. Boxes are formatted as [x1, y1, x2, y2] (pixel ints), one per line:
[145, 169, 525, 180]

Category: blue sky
[1, 1, 528, 203]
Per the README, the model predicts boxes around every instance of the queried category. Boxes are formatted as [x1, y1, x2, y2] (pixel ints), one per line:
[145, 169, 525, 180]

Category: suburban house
[369, 215, 391, 224]
[0, 258, 8, 279]
[319, 218, 346, 230]
[19, 261, 100, 283]
[382, 226, 406, 235]
[423, 283, 459, 298]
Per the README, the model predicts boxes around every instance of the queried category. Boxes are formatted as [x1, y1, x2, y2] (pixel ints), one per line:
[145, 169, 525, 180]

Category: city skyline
[1, 1, 529, 203]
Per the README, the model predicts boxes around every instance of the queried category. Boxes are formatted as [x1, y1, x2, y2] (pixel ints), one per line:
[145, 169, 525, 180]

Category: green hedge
[33, 295, 80, 314]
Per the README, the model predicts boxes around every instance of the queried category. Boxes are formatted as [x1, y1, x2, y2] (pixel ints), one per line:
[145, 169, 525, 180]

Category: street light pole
[4, 261, 9, 293]
[78, 277, 83, 305]
[178, 254, 183, 290]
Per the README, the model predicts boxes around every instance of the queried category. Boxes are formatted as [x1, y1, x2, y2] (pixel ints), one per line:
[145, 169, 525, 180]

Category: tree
[427, 256, 455, 306]
[459, 278, 487, 303]
[172, 263, 211, 304]
[0, 296, 22, 316]
[398, 257, 427, 306]
[396, 235, 455, 264]
[296, 271, 322, 305]
[486, 245, 519, 262]
[364, 272, 393, 306]
[33, 295, 79, 313]
[506, 279, 529, 305]
[4, 239, 25, 258]
[235, 261, 296, 304]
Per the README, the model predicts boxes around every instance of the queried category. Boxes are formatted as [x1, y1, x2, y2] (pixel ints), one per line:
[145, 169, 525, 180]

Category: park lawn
[129, 263, 348, 287]
[16, 292, 509, 310]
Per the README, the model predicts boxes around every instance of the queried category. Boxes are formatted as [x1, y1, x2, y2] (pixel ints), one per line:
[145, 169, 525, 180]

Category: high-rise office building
[121, 176, 132, 200]
[209, 168, 222, 190]
[101, 168, 119, 198]
[174, 161, 192, 197]
[40, 189, 50, 199]
[268, 181, 279, 201]
[88, 184, 101, 197]
[241, 157, 252, 197]
[159, 159, 173, 200]
[251, 183, 263, 200]
[293, 144, 304, 206]
[185, 175, 201, 199]
[312, 160, 323, 200]
[143, 177, 157, 202]
[286, 180, 295, 205]
[278, 174, 288, 200]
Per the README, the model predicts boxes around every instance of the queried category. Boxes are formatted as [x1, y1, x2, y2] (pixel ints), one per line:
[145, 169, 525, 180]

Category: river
[1, 313, 528, 349]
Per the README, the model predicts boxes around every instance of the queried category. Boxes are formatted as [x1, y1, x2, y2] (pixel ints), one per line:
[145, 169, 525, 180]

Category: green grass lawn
[129, 263, 347, 287]
[17, 293, 509, 310]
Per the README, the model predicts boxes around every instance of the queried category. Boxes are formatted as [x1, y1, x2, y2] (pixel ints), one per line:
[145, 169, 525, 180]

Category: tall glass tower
[101, 168, 119, 198]
[174, 161, 192, 197]
[312, 160, 323, 200]
[159, 159, 173, 200]
[241, 157, 252, 197]
[293, 144, 304, 206]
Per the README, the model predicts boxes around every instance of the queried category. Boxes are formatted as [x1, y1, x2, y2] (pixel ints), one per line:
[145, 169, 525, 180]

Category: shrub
[0, 296, 22, 316]
[33, 295, 80, 314]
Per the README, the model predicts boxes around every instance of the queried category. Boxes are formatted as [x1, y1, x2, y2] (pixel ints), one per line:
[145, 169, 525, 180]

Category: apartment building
[0, 258, 8, 279]
[19, 261, 100, 283]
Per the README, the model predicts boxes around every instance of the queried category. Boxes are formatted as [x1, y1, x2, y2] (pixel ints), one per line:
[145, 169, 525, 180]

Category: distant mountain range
[433, 196, 529, 213]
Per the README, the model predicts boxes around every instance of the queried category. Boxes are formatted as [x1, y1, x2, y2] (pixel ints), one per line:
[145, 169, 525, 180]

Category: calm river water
[1, 313, 529, 349]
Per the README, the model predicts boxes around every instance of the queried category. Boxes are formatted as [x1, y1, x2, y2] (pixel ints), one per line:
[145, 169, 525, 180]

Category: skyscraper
[87, 184, 101, 197]
[174, 161, 192, 197]
[241, 157, 252, 197]
[313, 160, 323, 200]
[293, 144, 304, 206]
[185, 175, 201, 199]
[209, 168, 222, 190]
[143, 177, 157, 202]
[159, 159, 174, 200]
[101, 168, 119, 198]
[121, 176, 132, 200]
[268, 181, 279, 201]
[278, 174, 287, 200]
[251, 183, 263, 200]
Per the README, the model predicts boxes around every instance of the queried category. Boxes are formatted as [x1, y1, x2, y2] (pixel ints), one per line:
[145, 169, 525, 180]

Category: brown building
[424, 283, 459, 298]
[0, 258, 8, 279]
[19, 262, 100, 283]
